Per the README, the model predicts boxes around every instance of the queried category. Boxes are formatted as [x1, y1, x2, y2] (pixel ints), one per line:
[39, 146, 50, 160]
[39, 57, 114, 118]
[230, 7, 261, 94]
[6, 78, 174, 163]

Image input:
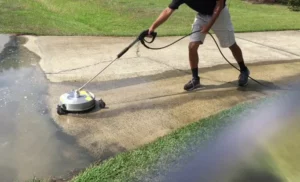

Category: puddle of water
[0, 35, 93, 181]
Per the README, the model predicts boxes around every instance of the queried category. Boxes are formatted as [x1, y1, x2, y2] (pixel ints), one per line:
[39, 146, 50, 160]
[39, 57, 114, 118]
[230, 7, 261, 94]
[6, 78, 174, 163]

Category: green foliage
[275, 0, 289, 4]
[275, 0, 300, 11]
[288, 0, 300, 11]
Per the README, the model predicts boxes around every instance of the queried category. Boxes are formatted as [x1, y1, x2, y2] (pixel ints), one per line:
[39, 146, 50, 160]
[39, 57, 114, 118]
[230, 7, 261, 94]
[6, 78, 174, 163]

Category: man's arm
[148, 7, 175, 34]
[201, 0, 225, 33]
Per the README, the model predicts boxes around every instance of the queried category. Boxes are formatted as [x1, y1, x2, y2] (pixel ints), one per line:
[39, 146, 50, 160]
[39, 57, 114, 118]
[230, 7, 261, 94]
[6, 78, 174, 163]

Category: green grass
[71, 98, 282, 182]
[265, 121, 300, 182]
[0, 0, 300, 36]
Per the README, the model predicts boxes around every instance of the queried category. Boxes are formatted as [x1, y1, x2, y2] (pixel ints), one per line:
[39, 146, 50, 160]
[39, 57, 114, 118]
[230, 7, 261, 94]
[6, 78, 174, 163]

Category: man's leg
[211, 6, 250, 86]
[183, 41, 202, 91]
[229, 42, 249, 86]
[189, 41, 201, 80]
[184, 15, 207, 91]
[229, 43, 246, 70]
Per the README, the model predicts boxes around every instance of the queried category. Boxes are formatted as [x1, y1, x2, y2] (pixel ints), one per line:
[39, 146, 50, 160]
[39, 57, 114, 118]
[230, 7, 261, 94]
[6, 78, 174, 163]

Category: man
[148, 0, 250, 91]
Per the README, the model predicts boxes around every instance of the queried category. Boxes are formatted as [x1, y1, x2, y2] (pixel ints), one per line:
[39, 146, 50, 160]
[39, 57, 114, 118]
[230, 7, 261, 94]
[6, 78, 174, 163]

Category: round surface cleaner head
[58, 90, 96, 113]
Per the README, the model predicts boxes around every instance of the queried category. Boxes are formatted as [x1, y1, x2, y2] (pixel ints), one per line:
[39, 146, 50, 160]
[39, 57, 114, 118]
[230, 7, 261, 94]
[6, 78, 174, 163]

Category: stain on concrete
[47, 60, 300, 162]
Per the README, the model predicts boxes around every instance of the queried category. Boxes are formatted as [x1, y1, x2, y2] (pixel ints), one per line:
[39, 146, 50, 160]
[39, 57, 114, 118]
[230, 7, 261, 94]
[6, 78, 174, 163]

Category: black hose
[140, 30, 275, 89]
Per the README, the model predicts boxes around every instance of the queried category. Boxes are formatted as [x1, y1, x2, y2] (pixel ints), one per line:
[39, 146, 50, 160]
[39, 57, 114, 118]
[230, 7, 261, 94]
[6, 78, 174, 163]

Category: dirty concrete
[48, 61, 300, 159]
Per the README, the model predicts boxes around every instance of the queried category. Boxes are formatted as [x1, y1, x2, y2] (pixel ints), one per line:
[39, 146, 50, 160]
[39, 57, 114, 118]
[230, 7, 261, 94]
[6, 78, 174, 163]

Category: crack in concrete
[44, 56, 140, 74]
[44, 59, 114, 74]
[144, 56, 190, 75]
[46, 42, 143, 75]
[236, 36, 300, 57]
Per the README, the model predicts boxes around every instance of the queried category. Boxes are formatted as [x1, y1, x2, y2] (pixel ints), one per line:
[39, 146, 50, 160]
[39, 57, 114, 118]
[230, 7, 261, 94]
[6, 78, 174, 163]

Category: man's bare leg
[229, 42, 247, 71]
[184, 41, 202, 91]
[229, 42, 250, 86]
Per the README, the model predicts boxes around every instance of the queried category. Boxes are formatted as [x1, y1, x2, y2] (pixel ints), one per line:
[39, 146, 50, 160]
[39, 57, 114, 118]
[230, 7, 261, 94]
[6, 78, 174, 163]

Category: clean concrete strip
[23, 31, 300, 84]
[236, 31, 300, 57]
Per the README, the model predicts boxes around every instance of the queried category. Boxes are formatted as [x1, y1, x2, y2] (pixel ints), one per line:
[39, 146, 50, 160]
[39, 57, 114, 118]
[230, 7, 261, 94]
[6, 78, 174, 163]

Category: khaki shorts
[190, 6, 235, 48]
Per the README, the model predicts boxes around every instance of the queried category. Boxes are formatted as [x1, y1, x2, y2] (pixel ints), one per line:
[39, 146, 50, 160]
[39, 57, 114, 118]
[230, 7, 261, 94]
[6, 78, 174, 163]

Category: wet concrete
[0, 36, 93, 181]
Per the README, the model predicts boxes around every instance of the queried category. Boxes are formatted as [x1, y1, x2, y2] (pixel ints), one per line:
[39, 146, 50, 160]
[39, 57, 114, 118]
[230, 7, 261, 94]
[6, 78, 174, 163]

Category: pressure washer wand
[77, 56, 119, 91]
[77, 30, 157, 91]
[117, 38, 140, 59]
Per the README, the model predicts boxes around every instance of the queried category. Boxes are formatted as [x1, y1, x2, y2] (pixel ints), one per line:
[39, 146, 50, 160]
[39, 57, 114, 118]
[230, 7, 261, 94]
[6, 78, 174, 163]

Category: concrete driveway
[23, 31, 300, 159]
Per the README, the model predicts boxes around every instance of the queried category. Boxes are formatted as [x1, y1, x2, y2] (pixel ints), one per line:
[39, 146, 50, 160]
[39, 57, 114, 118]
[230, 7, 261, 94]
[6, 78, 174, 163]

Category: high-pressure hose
[140, 30, 273, 89]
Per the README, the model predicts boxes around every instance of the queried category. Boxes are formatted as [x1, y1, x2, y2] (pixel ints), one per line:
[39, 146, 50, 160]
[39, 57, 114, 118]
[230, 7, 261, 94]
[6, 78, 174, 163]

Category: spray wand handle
[139, 31, 157, 43]
[117, 38, 140, 58]
[117, 30, 157, 59]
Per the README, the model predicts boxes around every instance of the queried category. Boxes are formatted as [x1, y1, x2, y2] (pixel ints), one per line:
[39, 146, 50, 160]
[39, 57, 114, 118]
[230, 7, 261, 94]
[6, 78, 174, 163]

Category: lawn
[1, 0, 300, 36]
[70, 98, 287, 182]
[265, 120, 300, 182]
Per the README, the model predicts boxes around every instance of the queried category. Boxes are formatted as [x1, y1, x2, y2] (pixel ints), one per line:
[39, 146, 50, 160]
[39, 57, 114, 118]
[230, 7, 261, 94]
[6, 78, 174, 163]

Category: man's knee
[189, 41, 202, 52]
[229, 42, 238, 50]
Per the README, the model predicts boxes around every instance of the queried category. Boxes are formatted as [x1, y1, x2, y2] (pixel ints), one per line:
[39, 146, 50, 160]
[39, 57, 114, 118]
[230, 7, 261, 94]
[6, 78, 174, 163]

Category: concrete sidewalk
[23, 31, 300, 159]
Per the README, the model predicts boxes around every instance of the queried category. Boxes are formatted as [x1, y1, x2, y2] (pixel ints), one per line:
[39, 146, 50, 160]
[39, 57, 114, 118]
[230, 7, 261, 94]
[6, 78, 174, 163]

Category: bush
[275, 0, 300, 11]
[288, 0, 300, 11]
[275, 0, 288, 4]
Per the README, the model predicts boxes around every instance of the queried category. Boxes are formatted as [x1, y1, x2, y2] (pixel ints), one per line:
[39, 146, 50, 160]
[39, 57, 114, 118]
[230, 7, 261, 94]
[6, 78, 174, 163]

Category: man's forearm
[206, 1, 224, 29]
[149, 8, 174, 31]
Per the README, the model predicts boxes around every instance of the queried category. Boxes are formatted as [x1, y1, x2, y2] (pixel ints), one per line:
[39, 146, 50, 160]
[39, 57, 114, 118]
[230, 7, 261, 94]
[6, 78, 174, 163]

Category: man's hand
[202, 0, 224, 34]
[148, 28, 154, 37]
[200, 24, 210, 34]
[148, 28, 154, 34]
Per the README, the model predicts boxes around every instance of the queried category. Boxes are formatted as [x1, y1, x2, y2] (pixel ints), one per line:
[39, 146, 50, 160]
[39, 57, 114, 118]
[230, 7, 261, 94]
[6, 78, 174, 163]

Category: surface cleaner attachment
[57, 89, 105, 115]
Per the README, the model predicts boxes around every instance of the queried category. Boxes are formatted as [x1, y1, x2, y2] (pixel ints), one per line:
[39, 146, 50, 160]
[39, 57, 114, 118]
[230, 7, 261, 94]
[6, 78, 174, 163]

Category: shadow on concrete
[60, 79, 280, 118]
[72, 73, 300, 119]
[0, 36, 40, 73]
[53, 59, 300, 92]
[232, 168, 283, 182]
[58, 60, 300, 119]
[237, 79, 282, 92]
